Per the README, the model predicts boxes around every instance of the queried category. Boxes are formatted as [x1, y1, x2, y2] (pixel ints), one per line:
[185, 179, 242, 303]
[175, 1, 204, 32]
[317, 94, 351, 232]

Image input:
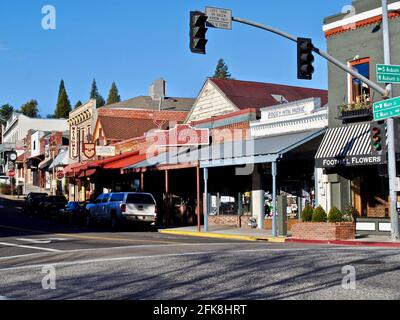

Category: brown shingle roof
[103, 96, 194, 112]
[99, 117, 167, 141]
[210, 78, 328, 109]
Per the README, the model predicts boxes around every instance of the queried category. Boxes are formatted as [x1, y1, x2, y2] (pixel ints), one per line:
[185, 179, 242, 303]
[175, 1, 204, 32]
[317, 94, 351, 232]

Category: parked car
[87, 192, 157, 230]
[0, 175, 10, 185]
[59, 201, 87, 224]
[24, 192, 48, 214]
[38, 195, 68, 217]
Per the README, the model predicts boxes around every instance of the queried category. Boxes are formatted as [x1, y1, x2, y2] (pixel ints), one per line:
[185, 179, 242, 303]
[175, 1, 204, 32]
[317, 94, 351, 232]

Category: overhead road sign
[377, 64, 400, 84]
[373, 96, 400, 121]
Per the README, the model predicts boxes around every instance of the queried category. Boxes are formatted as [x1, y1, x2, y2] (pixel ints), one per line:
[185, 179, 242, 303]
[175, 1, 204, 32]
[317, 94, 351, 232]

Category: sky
[0, 0, 351, 117]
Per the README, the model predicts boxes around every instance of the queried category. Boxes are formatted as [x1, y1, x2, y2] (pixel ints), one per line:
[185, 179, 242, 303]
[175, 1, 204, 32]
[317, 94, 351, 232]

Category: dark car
[24, 192, 48, 214]
[59, 201, 86, 224]
[38, 195, 68, 217]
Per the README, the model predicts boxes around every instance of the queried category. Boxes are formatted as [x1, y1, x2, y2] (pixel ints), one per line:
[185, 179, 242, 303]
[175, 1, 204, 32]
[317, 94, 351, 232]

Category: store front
[315, 122, 395, 234]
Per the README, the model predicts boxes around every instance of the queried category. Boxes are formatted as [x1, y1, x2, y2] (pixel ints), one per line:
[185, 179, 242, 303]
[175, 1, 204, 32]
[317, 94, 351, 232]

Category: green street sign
[376, 64, 400, 84]
[373, 96, 400, 121]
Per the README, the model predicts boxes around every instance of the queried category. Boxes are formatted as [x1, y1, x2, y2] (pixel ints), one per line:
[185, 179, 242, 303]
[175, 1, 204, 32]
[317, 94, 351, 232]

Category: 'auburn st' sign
[153, 124, 210, 147]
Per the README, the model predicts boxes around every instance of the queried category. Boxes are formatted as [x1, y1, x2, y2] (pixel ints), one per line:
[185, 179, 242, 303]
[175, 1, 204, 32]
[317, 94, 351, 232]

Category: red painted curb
[286, 238, 400, 248]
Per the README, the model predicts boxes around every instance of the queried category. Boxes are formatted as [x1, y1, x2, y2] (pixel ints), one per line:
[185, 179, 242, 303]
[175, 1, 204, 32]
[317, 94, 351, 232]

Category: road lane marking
[0, 252, 47, 261]
[0, 242, 62, 253]
[56, 233, 180, 244]
[16, 238, 69, 244]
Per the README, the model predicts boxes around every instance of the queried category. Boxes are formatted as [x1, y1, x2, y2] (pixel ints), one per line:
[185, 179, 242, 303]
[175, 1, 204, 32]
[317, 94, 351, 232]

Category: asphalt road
[1, 195, 400, 300]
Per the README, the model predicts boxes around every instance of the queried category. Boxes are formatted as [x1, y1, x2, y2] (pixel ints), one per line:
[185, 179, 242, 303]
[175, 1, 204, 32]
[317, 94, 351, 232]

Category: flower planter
[291, 222, 356, 241]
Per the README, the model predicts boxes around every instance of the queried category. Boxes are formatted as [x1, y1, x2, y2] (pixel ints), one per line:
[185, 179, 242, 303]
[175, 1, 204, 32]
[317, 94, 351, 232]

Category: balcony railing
[338, 101, 373, 124]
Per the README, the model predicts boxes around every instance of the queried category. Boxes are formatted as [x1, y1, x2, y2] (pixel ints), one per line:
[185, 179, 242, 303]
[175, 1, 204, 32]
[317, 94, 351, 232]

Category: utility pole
[382, 0, 399, 240]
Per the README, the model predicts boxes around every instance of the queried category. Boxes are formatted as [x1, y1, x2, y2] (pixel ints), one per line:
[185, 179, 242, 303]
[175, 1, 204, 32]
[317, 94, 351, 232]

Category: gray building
[315, 0, 400, 234]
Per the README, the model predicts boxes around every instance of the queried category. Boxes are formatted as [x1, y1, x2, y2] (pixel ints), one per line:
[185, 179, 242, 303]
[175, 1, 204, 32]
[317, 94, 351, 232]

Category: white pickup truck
[87, 192, 157, 230]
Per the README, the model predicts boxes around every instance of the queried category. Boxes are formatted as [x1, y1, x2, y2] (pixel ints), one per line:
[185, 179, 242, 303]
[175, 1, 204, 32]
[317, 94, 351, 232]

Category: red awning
[103, 153, 148, 170]
[78, 169, 97, 178]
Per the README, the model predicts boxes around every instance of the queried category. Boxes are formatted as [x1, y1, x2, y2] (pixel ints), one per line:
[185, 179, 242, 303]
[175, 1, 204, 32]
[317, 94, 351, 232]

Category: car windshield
[126, 194, 155, 204]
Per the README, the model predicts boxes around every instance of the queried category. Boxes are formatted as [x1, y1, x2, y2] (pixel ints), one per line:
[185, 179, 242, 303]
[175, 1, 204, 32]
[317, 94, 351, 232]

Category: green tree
[54, 80, 71, 118]
[74, 100, 83, 109]
[90, 78, 105, 108]
[106, 82, 121, 105]
[213, 58, 232, 79]
[20, 99, 39, 118]
[0, 104, 14, 123]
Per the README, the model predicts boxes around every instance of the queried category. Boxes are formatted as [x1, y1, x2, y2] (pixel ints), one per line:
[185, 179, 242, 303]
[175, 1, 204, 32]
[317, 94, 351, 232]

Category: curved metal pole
[232, 16, 388, 97]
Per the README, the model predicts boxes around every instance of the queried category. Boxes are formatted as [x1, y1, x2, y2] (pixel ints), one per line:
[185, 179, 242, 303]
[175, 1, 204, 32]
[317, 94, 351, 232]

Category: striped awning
[315, 123, 386, 168]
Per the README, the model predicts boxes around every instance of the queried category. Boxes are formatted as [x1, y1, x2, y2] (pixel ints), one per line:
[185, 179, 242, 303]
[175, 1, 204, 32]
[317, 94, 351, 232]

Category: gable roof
[103, 96, 194, 112]
[210, 78, 328, 110]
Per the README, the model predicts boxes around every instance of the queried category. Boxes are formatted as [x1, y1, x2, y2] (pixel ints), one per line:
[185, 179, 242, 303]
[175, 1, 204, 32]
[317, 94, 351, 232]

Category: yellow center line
[56, 233, 180, 245]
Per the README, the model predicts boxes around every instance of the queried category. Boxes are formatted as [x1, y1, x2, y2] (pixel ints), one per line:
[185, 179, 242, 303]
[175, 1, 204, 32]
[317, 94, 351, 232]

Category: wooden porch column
[140, 172, 144, 191]
[165, 170, 169, 227]
[196, 165, 201, 232]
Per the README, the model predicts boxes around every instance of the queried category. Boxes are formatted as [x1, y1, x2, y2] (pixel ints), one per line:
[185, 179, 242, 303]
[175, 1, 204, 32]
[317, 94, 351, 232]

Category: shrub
[301, 204, 313, 222]
[342, 205, 359, 222]
[312, 205, 327, 222]
[328, 207, 342, 223]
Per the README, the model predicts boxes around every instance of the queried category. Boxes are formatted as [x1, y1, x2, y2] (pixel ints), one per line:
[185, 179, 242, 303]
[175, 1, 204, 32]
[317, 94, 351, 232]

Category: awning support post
[203, 167, 209, 232]
[196, 166, 201, 232]
[272, 161, 278, 237]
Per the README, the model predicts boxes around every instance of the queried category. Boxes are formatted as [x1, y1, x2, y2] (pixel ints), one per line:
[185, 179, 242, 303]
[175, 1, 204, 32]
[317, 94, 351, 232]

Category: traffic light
[190, 11, 208, 54]
[297, 37, 315, 80]
[371, 121, 386, 154]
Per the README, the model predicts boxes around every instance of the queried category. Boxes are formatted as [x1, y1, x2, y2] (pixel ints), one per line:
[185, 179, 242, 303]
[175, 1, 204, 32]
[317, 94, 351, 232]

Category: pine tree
[20, 100, 39, 118]
[74, 100, 83, 109]
[0, 104, 14, 123]
[54, 80, 71, 118]
[213, 58, 232, 79]
[106, 82, 121, 105]
[90, 78, 105, 108]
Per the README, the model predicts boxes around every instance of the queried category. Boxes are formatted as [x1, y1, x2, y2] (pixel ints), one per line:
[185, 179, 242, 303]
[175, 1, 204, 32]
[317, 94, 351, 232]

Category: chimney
[149, 78, 167, 101]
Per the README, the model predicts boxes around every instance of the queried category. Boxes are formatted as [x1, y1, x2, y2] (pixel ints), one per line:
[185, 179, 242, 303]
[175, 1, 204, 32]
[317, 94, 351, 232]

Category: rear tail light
[120, 203, 126, 213]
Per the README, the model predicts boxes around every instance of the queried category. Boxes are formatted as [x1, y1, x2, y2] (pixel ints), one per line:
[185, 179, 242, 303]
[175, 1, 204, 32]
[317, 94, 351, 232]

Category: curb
[159, 229, 286, 243]
[286, 238, 400, 248]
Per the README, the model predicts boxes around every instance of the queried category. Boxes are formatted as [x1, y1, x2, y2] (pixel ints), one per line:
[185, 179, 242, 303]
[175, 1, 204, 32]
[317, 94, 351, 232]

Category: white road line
[0, 252, 46, 261]
[0, 242, 62, 253]
[16, 238, 69, 244]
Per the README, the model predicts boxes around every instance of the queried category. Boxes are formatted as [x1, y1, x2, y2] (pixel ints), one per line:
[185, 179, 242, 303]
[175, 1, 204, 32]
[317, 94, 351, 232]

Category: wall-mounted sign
[83, 143, 96, 159]
[70, 126, 78, 159]
[153, 124, 210, 147]
[96, 146, 116, 157]
[262, 98, 321, 122]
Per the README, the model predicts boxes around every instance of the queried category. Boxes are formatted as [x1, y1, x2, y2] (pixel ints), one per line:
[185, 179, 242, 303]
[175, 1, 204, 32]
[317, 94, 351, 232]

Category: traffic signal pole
[382, 0, 399, 240]
[231, 16, 388, 97]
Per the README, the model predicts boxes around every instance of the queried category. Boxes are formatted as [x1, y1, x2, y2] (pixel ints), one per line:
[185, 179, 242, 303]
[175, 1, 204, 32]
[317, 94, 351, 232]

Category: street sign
[7, 170, 15, 177]
[373, 96, 400, 121]
[376, 64, 400, 84]
[205, 6, 232, 30]
[56, 170, 65, 180]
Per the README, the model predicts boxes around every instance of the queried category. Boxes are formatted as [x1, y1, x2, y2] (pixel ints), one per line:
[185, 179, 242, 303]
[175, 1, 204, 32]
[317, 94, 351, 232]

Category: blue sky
[0, 0, 350, 116]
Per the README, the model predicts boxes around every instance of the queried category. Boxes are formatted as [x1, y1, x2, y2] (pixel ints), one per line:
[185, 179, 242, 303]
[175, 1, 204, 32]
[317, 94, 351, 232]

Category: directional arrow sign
[373, 96, 400, 121]
[376, 64, 400, 84]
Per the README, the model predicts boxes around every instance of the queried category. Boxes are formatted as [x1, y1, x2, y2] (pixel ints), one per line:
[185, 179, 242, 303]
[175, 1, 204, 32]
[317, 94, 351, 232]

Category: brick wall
[291, 222, 356, 241]
[209, 215, 240, 227]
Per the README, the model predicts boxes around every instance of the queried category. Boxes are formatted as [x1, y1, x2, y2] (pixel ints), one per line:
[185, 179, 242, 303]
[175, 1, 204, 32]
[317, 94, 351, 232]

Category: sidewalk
[159, 226, 400, 248]
[159, 226, 286, 243]
[0, 194, 25, 202]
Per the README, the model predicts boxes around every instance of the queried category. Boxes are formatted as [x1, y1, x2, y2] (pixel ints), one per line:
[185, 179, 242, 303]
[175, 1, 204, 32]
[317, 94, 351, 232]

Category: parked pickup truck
[87, 192, 157, 230]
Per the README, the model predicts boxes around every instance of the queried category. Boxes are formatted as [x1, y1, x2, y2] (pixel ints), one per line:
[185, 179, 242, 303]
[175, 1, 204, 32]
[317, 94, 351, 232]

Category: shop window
[349, 58, 371, 105]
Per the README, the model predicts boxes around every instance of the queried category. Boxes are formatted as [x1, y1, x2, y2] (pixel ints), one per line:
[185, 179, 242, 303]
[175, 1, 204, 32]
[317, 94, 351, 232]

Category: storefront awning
[38, 158, 53, 170]
[200, 129, 326, 168]
[315, 123, 386, 168]
[48, 149, 71, 171]
[103, 153, 148, 170]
